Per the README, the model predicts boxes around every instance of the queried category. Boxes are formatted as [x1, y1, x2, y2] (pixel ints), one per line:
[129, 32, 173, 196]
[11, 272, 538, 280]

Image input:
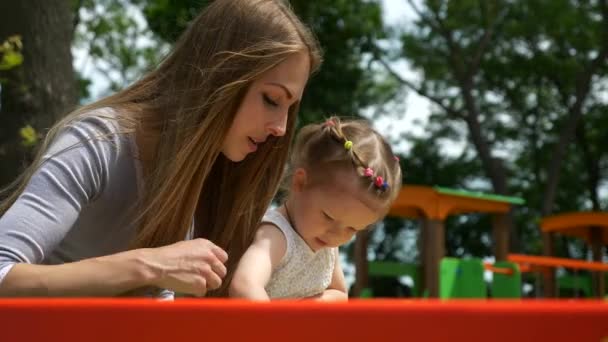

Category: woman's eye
[347, 227, 357, 233]
[263, 94, 279, 107]
[322, 211, 333, 221]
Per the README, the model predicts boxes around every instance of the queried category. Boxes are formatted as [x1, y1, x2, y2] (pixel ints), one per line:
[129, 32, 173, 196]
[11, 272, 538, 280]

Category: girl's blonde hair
[0, 0, 322, 296]
[287, 116, 402, 212]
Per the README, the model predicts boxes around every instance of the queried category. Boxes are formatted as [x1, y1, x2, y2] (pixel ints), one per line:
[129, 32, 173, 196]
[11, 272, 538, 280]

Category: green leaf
[0, 35, 24, 70]
[0, 51, 24, 70]
[19, 125, 38, 147]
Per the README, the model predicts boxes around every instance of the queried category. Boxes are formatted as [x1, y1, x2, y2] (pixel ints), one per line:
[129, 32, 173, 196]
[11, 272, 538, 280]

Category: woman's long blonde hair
[0, 0, 322, 296]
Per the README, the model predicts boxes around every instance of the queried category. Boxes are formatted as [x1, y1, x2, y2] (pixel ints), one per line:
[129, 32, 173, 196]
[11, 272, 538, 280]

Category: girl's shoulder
[260, 209, 295, 263]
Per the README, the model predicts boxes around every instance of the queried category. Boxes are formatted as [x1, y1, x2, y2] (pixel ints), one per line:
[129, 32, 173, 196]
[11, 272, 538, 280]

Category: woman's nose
[267, 111, 288, 137]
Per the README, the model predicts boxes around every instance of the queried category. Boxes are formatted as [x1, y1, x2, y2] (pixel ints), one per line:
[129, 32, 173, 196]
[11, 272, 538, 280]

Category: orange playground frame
[1, 299, 607, 342]
[509, 253, 608, 273]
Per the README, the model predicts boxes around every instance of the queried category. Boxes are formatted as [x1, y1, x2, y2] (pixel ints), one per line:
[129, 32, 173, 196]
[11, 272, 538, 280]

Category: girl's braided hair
[285, 116, 402, 209]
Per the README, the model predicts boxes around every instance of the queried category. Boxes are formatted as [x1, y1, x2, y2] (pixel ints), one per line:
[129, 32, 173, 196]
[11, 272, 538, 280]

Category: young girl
[229, 117, 402, 300]
[0, 0, 321, 298]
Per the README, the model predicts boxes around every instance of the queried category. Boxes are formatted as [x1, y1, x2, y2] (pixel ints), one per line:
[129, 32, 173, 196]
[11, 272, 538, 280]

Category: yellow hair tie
[344, 140, 353, 150]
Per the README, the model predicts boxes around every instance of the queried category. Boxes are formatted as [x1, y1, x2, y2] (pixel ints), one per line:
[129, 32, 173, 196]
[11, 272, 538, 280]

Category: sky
[372, 0, 432, 153]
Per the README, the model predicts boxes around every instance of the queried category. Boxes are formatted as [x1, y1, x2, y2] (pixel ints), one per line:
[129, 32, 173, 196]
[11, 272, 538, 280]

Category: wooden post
[542, 232, 556, 297]
[492, 214, 510, 261]
[353, 230, 369, 297]
[418, 219, 427, 296]
[590, 227, 605, 298]
[423, 219, 445, 298]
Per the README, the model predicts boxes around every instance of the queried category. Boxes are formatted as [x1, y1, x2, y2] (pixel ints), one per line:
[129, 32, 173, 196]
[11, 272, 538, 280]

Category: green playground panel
[557, 273, 593, 298]
[440, 257, 486, 299]
[369, 261, 421, 296]
[359, 287, 374, 298]
[523, 271, 602, 298]
[491, 261, 521, 298]
[433, 186, 526, 205]
[360, 261, 421, 298]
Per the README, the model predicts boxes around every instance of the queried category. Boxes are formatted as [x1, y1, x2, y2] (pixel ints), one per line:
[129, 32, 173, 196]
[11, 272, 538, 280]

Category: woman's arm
[0, 249, 154, 297]
[0, 116, 227, 297]
[229, 224, 286, 301]
[0, 239, 228, 297]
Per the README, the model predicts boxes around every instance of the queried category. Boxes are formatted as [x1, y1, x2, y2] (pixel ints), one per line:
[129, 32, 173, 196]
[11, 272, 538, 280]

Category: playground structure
[540, 212, 608, 298]
[354, 185, 608, 299]
[439, 257, 522, 298]
[508, 253, 608, 298]
[353, 185, 524, 298]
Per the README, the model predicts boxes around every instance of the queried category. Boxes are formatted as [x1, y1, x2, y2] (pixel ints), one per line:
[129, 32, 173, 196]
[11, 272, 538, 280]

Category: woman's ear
[291, 168, 308, 193]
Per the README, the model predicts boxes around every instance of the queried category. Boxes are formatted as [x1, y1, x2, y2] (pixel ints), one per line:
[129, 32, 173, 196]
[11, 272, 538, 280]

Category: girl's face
[221, 52, 310, 162]
[287, 168, 384, 252]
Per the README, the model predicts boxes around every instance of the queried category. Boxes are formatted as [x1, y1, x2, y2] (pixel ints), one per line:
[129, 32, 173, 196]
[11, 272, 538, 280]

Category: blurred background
[1, 0, 607, 296]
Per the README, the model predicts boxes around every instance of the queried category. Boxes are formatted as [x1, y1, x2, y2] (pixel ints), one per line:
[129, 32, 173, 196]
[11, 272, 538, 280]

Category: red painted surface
[1, 299, 607, 342]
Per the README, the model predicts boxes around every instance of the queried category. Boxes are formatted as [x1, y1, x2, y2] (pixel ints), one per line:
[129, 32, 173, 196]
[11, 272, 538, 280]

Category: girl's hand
[304, 289, 348, 301]
[143, 238, 228, 296]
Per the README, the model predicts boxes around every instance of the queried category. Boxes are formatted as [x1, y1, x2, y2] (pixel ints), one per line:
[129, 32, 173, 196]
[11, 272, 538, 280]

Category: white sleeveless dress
[262, 209, 336, 299]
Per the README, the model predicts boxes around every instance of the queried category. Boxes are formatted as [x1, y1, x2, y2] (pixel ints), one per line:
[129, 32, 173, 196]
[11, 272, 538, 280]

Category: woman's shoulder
[45, 107, 135, 158]
[40, 106, 142, 196]
[68, 106, 130, 139]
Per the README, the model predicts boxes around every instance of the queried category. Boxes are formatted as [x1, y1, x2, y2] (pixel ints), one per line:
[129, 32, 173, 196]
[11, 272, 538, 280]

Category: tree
[371, 0, 608, 296]
[480, 0, 608, 295]
[0, 1, 78, 187]
[73, 0, 167, 98]
[375, 0, 519, 250]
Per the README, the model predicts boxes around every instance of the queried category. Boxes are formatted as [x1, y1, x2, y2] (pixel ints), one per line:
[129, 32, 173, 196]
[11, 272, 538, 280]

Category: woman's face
[221, 52, 310, 162]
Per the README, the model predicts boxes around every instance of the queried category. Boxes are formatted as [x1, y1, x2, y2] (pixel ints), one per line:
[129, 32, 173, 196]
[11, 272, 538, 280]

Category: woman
[0, 0, 322, 298]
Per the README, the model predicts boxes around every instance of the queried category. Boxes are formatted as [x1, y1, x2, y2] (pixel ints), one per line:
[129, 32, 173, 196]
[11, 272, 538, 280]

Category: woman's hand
[143, 238, 228, 296]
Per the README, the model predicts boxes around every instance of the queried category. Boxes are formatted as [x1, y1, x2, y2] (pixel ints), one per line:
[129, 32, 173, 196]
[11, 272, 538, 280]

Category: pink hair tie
[393, 156, 400, 162]
[324, 119, 335, 127]
[364, 168, 374, 177]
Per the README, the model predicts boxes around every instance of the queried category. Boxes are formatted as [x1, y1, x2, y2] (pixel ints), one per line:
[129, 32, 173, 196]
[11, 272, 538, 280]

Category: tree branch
[407, 0, 465, 78]
[575, 117, 601, 211]
[375, 56, 464, 119]
[407, 0, 440, 31]
[541, 0, 608, 215]
[468, 7, 508, 79]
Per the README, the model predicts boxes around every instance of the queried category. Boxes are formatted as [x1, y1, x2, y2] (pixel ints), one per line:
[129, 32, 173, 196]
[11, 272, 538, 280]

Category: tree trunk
[352, 230, 369, 297]
[460, 81, 518, 254]
[541, 1, 608, 216]
[540, 45, 608, 297]
[0, 0, 77, 187]
[576, 119, 601, 211]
